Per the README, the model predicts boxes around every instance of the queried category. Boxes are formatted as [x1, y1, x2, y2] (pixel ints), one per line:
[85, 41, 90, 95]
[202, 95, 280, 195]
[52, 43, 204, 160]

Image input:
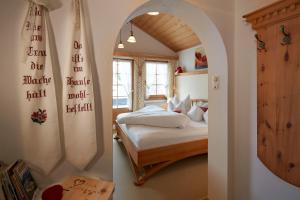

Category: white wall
[114, 23, 176, 56]
[233, 0, 300, 199]
[0, 0, 25, 165]
[177, 44, 204, 72]
[176, 74, 208, 100]
[176, 44, 209, 102]
[131, 2, 231, 200]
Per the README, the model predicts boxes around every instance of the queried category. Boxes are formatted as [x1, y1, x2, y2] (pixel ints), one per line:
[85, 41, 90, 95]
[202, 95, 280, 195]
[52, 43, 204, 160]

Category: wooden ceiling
[132, 13, 201, 52]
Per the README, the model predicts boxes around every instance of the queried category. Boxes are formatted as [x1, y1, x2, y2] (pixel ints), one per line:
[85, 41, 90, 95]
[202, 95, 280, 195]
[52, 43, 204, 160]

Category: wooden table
[61, 176, 114, 200]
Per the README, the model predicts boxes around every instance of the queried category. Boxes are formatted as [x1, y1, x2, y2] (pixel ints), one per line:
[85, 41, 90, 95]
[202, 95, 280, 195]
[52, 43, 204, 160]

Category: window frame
[145, 60, 169, 100]
[112, 58, 134, 110]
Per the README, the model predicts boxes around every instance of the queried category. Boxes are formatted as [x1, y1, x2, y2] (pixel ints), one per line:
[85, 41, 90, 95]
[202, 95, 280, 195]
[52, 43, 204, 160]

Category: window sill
[112, 107, 131, 111]
[146, 95, 167, 101]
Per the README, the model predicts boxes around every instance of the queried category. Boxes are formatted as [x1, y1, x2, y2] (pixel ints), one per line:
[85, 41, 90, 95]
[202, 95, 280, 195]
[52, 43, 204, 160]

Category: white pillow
[167, 101, 175, 112]
[168, 95, 192, 114]
[182, 94, 191, 112]
[169, 95, 180, 105]
[173, 101, 187, 114]
[187, 105, 204, 122]
[203, 110, 208, 124]
[201, 102, 208, 108]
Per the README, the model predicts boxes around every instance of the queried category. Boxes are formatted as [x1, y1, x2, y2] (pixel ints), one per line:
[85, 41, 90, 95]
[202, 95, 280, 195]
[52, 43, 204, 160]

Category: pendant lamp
[127, 22, 136, 43]
[118, 30, 124, 48]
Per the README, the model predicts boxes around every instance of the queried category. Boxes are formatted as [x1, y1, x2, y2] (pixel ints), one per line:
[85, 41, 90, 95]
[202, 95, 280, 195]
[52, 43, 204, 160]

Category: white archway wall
[128, 2, 231, 200]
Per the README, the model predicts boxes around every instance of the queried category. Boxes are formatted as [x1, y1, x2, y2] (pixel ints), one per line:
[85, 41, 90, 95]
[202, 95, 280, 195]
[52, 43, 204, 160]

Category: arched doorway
[112, 1, 228, 199]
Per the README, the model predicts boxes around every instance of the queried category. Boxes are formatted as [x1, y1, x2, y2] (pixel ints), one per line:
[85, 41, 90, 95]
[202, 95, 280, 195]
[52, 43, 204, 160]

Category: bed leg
[142, 160, 177, 182]
[134, 176, 145, 186]
[127, 155, 146, 186]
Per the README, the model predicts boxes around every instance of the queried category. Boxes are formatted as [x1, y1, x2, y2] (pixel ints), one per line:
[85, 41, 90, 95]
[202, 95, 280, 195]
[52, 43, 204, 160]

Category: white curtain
[140, 58, 146, 108]
[118, 60, 132, 110]
[145, 62, 155, 98]
[132, 57, 146, 110]
[132, 57, 139, 111]
[167, 60, 177, 98]
[160, 63, 169, 97]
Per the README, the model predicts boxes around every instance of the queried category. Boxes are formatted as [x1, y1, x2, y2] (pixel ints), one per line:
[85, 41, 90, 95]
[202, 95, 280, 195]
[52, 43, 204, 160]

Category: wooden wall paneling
[113, 51, 178, 60]
[134, 14, 151, 28]
[172, 34, 199, 46]
[148, 14, 173, 30]
[142, 13, 165, 30]
[280, 17, 300, 184]
[261, 23, 279, 174]
[158, 26, 188, 44]
[150, 18, 182, 37]
[157, 23, 188, 40]
[245, 0, 300, 187]
[257, 27, 268, 164]
[132, 13, 200, 52]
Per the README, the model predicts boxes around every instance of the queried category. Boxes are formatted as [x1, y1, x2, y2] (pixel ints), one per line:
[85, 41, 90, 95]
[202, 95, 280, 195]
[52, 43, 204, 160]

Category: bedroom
[4, 0, 300, 200]
[112, 12, 209, 199]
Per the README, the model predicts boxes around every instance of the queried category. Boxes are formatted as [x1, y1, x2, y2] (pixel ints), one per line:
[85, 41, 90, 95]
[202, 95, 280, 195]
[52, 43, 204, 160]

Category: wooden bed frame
[114, 99, 208, 185]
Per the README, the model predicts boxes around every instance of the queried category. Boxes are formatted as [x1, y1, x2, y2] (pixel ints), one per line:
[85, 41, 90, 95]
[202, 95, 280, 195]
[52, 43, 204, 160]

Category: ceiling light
[118, 42, 124, 49]
[118, 30, 125, 48]
[147, 11, 160, 16]
[127, 22, 136, 43]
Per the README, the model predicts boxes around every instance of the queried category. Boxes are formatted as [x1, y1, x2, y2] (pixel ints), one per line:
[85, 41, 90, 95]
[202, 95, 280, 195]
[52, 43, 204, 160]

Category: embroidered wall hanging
[20, 0, 63, 174]
[63, 0, 98, 170]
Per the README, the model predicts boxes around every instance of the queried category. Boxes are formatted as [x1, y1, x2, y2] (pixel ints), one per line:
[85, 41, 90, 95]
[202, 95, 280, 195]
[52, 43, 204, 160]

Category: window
[145, 61, 168, 99]
[112, 59, 132, 109]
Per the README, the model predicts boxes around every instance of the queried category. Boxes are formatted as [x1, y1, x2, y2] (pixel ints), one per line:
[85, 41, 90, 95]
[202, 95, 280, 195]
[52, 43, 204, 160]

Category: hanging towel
[63, 0, 98, 170]
[20, 0, 63, 174]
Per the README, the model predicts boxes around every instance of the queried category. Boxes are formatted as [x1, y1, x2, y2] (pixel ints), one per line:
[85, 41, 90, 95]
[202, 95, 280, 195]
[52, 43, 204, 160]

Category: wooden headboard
[191, 99, 208, 106]
[160, 98, 208, 110]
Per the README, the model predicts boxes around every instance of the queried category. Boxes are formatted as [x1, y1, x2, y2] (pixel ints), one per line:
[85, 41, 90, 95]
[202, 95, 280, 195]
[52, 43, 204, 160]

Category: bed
[114, 99, 208, 185]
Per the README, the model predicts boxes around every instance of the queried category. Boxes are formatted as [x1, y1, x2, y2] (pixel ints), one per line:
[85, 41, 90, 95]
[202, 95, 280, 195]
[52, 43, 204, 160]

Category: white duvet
[116, 105, 190, 128]
[119, 121, 208, 150]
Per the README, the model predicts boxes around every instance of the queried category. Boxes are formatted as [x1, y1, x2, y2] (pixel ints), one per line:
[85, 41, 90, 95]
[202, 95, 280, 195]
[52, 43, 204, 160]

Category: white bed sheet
[119, 120, 208, 150]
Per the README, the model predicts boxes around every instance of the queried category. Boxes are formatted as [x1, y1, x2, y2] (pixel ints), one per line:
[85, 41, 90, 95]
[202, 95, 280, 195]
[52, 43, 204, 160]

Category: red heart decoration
[42, 185, 64, 200]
